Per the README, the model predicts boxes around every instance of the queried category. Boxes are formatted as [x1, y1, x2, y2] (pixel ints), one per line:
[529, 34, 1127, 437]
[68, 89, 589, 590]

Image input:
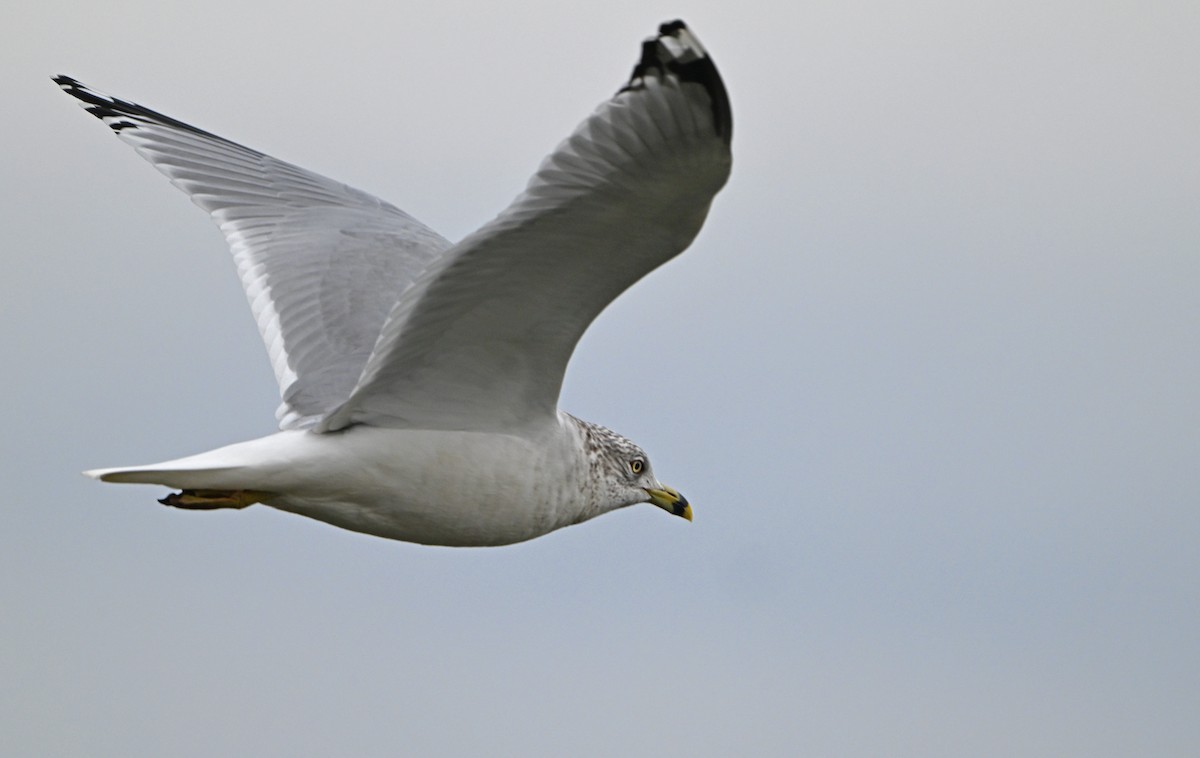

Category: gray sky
[4, 1, 1199, 755]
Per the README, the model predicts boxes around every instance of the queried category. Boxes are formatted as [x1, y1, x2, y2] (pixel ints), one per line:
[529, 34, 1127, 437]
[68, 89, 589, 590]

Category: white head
[570, 416, 692, 522]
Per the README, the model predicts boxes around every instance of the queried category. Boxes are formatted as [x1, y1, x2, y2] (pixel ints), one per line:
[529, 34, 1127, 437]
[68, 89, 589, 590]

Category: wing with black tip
[55, 75, 451, 429]
[319, 21, 732, 433]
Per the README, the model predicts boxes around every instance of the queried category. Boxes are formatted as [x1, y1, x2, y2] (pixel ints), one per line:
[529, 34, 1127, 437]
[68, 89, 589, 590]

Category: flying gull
[59, 20, 732, 546]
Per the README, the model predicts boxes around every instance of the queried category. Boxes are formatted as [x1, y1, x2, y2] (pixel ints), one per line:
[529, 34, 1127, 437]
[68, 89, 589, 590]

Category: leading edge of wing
[318, 20, 732, 434]
[55, 76, 452, 429]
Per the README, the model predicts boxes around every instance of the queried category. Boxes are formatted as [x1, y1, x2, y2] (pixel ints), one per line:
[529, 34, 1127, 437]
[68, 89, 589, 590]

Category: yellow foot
[158, 489, 273, 510]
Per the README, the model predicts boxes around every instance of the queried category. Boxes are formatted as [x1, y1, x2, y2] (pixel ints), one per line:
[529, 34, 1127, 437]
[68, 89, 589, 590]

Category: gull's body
[61, 21, 731, 546]
[94, 418, 594, 546]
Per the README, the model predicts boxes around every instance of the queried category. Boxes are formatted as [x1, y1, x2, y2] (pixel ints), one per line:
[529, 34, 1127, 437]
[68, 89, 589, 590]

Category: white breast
[241, 421, 594, 546]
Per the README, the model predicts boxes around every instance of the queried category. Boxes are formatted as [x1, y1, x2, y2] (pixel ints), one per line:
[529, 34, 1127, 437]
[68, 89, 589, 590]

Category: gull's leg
[158, 490, 273, 510]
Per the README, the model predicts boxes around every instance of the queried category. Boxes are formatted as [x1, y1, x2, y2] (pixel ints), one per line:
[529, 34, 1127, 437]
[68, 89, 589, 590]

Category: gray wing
[55, 76, 451, 429]
[318, 21, 731, 433]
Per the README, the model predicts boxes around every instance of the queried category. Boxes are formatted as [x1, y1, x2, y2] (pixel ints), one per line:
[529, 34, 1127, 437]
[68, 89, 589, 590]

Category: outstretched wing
[319, 21, 731, 433]
[55, 76, 451, 429]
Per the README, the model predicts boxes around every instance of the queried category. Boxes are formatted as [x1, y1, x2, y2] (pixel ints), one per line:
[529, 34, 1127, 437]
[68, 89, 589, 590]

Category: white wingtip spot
[659, 27, 707, 64]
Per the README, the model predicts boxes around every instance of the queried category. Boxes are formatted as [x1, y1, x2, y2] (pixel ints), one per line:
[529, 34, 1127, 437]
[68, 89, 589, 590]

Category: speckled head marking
[570, 415, 648, 477]
[565, 414, 691, 522]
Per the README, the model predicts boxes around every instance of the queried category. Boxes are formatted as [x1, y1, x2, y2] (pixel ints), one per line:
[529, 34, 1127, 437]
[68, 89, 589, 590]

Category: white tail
[84, 465, 241, 487]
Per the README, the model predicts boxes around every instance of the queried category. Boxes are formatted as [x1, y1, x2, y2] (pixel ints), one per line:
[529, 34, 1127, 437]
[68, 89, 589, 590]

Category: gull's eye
[630, 459, 644, 475]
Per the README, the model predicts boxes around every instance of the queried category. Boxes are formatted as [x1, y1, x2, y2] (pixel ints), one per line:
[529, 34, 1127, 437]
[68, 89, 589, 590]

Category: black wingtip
[53, 75, 242, 145]
[622, 20, 732, 144]
[53, 74, 143, 133]
[53, 74, 100, 112]
[658, 19, 687, 36]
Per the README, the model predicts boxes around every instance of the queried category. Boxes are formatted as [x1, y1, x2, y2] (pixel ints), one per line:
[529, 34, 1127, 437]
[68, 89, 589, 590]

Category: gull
[59, 20, 731, 546]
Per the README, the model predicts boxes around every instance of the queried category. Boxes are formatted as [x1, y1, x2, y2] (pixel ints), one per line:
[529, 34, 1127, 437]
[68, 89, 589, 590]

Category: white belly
[211, 424, 589, 546]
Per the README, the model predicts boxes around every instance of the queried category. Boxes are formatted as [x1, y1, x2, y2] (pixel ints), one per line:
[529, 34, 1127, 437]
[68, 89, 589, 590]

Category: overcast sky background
[3, 1, 1198, 755]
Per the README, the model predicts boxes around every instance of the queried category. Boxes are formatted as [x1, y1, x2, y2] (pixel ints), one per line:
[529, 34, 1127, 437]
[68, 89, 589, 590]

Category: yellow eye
[630, 459, 644, 474]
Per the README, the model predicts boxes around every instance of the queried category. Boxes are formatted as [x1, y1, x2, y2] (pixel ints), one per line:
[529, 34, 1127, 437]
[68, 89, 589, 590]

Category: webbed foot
[158, 489, 272, 510]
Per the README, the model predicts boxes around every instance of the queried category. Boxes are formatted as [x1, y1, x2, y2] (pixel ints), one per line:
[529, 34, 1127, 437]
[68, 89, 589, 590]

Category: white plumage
[62, 20, 731, 546]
